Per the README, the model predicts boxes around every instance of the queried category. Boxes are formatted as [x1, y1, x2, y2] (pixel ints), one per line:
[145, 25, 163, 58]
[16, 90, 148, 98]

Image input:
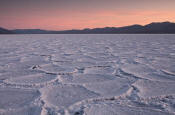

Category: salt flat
[0, 34, 175, 115]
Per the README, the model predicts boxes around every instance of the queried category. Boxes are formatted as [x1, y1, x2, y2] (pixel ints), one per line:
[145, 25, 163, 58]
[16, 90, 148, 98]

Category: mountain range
[0, 27, 13, 34]
[0, 22, 175, 34]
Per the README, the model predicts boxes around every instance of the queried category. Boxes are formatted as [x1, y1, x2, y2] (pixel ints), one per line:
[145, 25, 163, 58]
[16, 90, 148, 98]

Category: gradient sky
[0, 0, 175, 30]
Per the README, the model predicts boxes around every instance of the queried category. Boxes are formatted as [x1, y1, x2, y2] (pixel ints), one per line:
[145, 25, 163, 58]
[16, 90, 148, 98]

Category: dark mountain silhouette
[55, 22, 175, 34]
[12, 29, 54, 34]
[1, 21, 175, 34]
[0, 27, 13, 34]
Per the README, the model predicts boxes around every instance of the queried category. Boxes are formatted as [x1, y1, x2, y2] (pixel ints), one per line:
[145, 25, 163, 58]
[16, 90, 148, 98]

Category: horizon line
[1, 21, 174, 31]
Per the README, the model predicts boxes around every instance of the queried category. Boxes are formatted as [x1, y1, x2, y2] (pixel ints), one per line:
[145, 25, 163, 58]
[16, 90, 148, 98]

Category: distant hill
[1, 21, 175, 34]
[12, 29, 55, 34]
[54, 22, 175, 34]
[0, 27, 13, 34]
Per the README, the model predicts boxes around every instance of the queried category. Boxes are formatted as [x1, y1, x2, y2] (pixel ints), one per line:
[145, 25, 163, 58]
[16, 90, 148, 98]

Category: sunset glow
[1, 0, 175, 30]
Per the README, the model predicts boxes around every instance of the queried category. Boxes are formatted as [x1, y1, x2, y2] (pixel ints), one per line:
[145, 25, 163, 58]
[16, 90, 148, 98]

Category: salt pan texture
[0, 34, 175, 115]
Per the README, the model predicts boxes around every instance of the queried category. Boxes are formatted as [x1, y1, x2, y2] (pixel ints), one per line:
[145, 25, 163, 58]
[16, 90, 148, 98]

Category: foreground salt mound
[0, 88, 40, 109]
[1, 105, 41, 115]
[40, 84, 99, 108]
[150, 57, 175, 75]
[59, 73, 116, 84]
[84, 103, 174, 115]
[133, 80, 175, 98]
[36, 64, 75, 74]
[0, 62, 42, 80]
[121, 63, 175, 81]
[4, 73, 57, 86]
[83, 65, 115, 74]
[84, 78, 130, 97]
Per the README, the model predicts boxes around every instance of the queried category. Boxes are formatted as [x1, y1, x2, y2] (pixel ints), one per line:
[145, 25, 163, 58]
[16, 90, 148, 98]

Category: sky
[0, 0, 175, 30]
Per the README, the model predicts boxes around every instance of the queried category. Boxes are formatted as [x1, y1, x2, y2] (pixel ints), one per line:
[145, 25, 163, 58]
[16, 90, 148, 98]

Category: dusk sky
[0, 0, 175, 30]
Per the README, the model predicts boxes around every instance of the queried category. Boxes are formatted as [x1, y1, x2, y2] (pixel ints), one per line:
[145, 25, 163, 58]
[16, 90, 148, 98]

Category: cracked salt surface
[0, 34, 175, 115]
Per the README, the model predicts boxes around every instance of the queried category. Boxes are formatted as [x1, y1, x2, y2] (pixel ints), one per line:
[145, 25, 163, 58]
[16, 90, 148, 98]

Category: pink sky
[0, 0, 175, 30]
